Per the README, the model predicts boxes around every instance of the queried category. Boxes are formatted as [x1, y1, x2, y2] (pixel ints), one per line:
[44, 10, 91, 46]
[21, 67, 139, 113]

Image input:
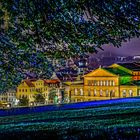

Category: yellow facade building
[69, 63, 140, 103]
[16, 79, 48, 103]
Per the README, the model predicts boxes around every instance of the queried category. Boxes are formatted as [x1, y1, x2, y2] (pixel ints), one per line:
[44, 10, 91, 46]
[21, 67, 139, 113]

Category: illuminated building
[16, 79, 48, 104]
[69, 63, 140, 102]
[0, 89, 16, 106]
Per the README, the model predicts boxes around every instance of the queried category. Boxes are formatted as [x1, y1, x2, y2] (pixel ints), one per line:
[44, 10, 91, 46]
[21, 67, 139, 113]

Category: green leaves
[0, 0, 140, 92]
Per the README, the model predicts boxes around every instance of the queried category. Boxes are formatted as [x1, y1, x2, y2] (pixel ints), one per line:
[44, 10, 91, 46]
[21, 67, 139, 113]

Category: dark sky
[99, 37, 140, 56]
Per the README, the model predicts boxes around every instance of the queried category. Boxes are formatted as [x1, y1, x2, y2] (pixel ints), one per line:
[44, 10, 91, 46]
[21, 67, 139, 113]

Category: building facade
[16, 79, 48, 103]
[0, 89, 16, 106]
[69, 63, 140, 103]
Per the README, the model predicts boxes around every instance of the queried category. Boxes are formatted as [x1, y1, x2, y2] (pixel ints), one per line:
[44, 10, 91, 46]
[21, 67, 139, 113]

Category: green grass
[0, 100, 140, 139]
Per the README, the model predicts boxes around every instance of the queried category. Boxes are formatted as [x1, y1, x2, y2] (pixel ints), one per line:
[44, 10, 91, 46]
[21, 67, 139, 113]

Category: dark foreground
[0, 98, 140, 140]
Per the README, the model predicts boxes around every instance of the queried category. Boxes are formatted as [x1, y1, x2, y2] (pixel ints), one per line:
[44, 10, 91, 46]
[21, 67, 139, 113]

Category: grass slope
[0, 98, 140, 140]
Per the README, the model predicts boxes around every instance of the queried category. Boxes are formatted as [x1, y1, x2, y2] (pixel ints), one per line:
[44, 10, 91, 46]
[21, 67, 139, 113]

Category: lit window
[106, 81, 108, 86]
[138, 90, 140, 96]
[94, 89, 97, 96]
[106, 90, 109, 97]
[97, 81, 99, 86]
[110, 81, 112, 86]
[100, 81, 103, 86]
[74, 89, 78, 95]
[129, 90, 133, 97]
[100, 89, 103, 96]
[80, 89, 83, 96]
[88, 89, 91, 96]
[122, 90, 126, 97]
[112, 90, 115, 97]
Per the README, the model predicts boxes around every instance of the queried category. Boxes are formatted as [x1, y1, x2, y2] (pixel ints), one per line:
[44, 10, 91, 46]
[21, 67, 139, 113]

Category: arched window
[80, 89, 83, 96]
[122, 90, 126, 97]
[74, 89, 78, 95]
[112, 90, 115, 97]
[106, 90, 109, 97]
[138, 90, 140, 96]
[94, 89, 97, 96]
[100, 89, 103, 96]
[129, 90, 133, 97]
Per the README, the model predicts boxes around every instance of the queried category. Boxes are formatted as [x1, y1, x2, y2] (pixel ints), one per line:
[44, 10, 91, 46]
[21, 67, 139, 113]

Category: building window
[112, 90, 115, 97]
[129, 90, 133, 97]
[88, 80, 91, 86]
[100, 81, 103, 86]
[88, 89, 91, 96]
[106, 81, 108, 86]
[22, 89, 24, 92]
[106, 90, 109, 97]
[80, 89, 83, 96]
[94, 89, 97, 96]
[138, 90, 140, 96]
[109, 81, 112, 86]
[97, 81, 99, 86]
[74, 88, 78, 95]
[112, 81, 115, 86]
[100, 89, 103, 96]
[91, 80, 94, 86]
[25, 89, 27, 92]
[94, 80, 97, 86]
[122, 90, 126, 97]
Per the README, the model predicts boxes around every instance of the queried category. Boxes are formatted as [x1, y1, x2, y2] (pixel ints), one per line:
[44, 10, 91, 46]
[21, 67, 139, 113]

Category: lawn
[0, 97, 140, 140]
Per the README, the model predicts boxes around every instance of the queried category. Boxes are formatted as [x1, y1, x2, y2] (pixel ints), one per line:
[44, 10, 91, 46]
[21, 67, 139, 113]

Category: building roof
[104, 68, 132, 76]
[71, 80, 84, 85]
[117, 62, 140, 71]
[44, 79, 60, 85]
[23, 79, 35, 87]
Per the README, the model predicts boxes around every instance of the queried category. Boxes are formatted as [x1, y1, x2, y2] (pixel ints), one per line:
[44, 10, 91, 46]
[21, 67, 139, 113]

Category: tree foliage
[0, 0, 140, 92]
[34, 93, 45, 104]
[18, 96, 29, 106]
[48, 88, 57, 102]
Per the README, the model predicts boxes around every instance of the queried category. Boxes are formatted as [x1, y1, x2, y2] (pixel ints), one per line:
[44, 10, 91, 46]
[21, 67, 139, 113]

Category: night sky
[100, 37, 140, 56]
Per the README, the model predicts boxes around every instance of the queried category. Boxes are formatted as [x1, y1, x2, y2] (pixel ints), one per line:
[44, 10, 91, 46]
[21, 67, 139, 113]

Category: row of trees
[18, 89, 68, 106]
